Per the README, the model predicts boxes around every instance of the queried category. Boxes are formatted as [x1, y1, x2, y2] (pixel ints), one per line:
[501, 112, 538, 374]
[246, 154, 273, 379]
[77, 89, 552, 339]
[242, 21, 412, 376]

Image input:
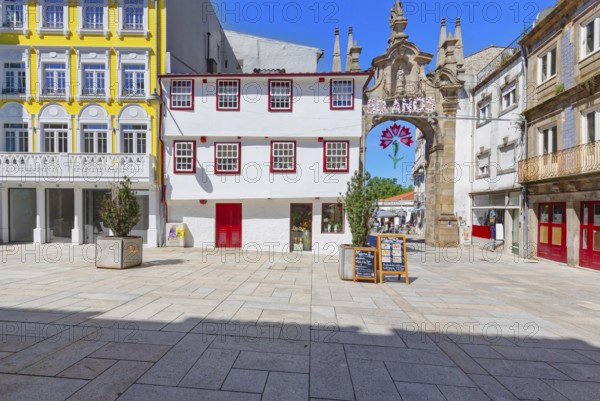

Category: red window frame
[321, 203, 345, 234]
[330, 78, 354, 110]
[323, 140, 350, 173]
[270, 140, 297, 173]
[214, 142, 241, 174]
[216, 79, 241, 111]
[173, 140, 196, 174]
[268, 79, 293, 112]
[170, 80, 194, 110]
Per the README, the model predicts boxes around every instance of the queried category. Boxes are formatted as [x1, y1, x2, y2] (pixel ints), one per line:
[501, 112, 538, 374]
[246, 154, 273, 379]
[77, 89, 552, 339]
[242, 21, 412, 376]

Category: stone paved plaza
[1, 241, 600, 401]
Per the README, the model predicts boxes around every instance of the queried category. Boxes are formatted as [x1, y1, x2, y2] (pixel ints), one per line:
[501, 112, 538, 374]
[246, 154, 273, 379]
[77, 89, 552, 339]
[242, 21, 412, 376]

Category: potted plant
[95, 178, 143, 269]
[338, 171, 378, 280]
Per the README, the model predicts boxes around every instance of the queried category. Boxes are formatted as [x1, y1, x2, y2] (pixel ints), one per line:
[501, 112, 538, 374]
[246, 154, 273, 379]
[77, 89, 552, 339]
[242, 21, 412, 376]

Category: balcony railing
[0, 153, 154, 183]
[518, 141, 600, 183]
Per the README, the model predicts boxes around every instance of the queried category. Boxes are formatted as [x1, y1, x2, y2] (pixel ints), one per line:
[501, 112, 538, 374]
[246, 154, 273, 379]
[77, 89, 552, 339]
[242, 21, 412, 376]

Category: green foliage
[340, 172, 378, 247]
[100, 178, 141, 238]
[555, 82, 564, 95]
[367, 176, 409, 200]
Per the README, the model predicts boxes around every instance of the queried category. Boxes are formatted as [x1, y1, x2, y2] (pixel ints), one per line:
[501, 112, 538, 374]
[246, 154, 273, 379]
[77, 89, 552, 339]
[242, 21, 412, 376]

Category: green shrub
[100, 178, 141, 238]
[339, 171, 378, 247]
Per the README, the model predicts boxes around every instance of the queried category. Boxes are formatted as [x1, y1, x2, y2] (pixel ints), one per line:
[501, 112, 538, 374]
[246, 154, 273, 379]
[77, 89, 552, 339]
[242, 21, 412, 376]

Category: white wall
[163, 75, 367, 138]
[165, 137, 360, 201]
[224, 30, 323, 73]
[472, 58, 524, 194]
[168, 198, 350, 256]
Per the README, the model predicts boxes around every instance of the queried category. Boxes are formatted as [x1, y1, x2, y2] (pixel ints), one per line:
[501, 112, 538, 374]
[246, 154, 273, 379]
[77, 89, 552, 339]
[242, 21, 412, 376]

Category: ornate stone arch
[363, 1, 466, 245]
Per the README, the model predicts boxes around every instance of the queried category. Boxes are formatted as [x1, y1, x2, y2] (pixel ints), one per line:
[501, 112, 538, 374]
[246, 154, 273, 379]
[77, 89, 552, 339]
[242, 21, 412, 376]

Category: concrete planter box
[338, 244, 355, 281]
[96, 237, 143, 269]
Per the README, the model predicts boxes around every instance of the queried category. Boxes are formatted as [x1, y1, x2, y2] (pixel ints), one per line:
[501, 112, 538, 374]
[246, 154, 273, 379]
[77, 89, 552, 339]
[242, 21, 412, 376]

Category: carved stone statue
[396, 68, 406, 94]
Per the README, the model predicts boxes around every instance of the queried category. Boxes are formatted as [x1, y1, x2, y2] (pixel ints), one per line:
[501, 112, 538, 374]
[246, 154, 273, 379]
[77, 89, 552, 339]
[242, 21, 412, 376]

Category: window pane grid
[3, 62, 26, 94]
[272, 142, 295, 171]
[43, 63, 66, 95]
[216, 143, 240, 172]
[123, 64, 145, 96]
[43, 123, 68, 153]
[84, 0, 104, 29]
[332, 80, 353, 108]
[269, 81, 291, 110]
[217, 81, 239, 110]
[4, 0, 24, 28]
[171, 80, 193, 109]
[122, 124, 147, 154]
[175, 142, 194, 172]
[325, 142, 348, 171]
[4, 123, 28, 152]
[83, 124, 108, 154]
[83, 64, 105, 96]
[43, 0, 64, 29]
[124, 0, 144, 30]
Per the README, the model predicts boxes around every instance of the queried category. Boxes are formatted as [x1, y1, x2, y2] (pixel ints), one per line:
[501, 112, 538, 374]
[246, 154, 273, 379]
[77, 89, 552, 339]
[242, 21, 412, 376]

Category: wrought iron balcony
[518, 141, 600, 183]
[0, 153, 154, 183]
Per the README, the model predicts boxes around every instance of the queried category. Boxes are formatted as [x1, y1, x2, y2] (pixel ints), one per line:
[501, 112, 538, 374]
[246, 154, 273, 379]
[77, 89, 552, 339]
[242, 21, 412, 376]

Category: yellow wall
[0, 0, 166, 178]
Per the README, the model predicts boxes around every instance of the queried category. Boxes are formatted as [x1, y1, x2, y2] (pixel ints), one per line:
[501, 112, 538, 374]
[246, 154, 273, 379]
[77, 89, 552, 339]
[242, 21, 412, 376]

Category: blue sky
[213, 0, 557, 185]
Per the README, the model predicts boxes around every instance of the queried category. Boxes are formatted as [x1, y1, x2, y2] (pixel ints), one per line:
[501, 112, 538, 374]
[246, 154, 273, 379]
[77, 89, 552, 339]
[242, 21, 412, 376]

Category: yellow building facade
[0, 0, 166, 246]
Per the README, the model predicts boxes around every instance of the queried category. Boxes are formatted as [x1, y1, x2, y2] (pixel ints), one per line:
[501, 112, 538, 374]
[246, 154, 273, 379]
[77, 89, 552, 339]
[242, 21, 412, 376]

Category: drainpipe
[520, 43, 529, 260]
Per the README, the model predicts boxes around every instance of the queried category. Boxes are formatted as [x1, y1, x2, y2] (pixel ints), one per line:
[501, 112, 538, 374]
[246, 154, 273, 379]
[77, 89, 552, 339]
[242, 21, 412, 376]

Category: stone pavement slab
[1, 244, 600, 400]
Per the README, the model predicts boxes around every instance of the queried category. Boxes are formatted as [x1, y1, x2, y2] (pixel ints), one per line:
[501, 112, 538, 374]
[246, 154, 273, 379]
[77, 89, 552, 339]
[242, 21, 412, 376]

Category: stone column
[72, 187, 84, 244]
[0, 187, 9, 243]
[33, 186, 46, 244]
[147, 186, 159, 248]
[567, 200, 580, 267]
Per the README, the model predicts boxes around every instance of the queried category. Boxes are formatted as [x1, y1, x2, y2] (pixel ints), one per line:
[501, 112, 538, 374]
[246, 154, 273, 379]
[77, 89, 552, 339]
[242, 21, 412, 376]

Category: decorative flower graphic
[380, 124, 413, 168]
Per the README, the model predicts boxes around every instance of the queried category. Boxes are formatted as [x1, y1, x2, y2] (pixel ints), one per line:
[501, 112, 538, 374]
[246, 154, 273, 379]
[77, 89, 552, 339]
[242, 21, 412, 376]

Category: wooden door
[580, 202, 600, 270]
[216, 204, 242, 248]
[537, 203, 567, 264]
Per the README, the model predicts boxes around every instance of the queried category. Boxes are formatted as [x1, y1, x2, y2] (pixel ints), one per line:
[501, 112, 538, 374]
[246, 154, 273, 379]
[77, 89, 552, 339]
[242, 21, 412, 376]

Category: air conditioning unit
[206, 58, 217, 73]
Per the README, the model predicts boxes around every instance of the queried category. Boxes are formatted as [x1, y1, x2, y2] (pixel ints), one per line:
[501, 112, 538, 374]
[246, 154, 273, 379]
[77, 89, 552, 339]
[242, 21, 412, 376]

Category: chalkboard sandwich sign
[377, 234, 409, 285]
[354, 247, 378, 283]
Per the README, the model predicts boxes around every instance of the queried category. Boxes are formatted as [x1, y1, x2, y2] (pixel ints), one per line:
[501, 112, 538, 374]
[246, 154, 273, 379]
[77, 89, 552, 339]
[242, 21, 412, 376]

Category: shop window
[321, 204, 344, 234]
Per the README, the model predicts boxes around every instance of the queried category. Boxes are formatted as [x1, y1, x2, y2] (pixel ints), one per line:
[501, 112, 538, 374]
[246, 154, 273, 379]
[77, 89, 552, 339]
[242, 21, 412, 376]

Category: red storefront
[537, 203, 567, 264]
[580, 202, 600, 270]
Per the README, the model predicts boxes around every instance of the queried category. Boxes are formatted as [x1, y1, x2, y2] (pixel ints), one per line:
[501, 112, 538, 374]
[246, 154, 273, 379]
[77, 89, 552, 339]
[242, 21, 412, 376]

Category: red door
[537, 203, 567, 264]
[580, 202, 600, 270]
[216, 204, 242, 248]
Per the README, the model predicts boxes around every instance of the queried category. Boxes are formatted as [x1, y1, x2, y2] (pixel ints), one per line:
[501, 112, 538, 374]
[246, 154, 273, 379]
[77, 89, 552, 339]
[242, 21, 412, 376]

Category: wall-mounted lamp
[200, 136, 207, 143]
[148, 88, 163, 104]
[199, 200, 208, 205]
[203, 79, 208, 84]
[318, 137, 323, 142]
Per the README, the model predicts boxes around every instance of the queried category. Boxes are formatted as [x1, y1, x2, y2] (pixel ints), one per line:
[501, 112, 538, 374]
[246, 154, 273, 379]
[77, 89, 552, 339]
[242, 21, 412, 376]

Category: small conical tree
[100, 178, 141, 238]
[340, 171, 378, 247]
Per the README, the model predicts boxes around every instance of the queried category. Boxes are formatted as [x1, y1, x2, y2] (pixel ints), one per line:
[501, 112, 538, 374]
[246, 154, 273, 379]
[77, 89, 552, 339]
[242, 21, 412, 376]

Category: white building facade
[161, 72, 371, 254]
[411, 130, 426, 235]
[470, 50, 525, 255]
